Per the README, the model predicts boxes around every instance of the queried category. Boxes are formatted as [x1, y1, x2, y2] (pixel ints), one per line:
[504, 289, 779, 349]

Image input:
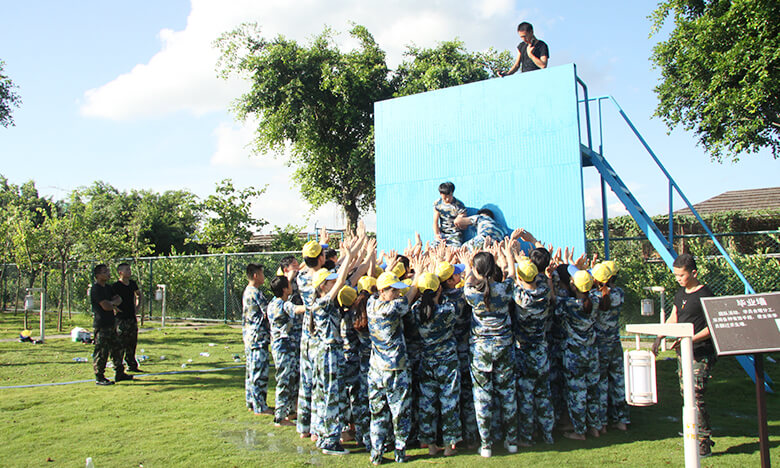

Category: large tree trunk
[343, 202, 360, 236]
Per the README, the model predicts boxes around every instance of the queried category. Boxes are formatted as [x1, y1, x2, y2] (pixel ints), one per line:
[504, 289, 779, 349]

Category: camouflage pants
[598, 340, 630, 426]
[368, 366, 411, 457]
[548, 337, 566, 422]
[563, 344, 600, 435]
[457, 347, 479, 444]
[419, 355, 462, 446]
[677, 351, 717, 438]
[408, 354, 421, 444]
[343, 351, 370, 446]
[116, 318, 139, 370]
[516, 342, 555, 444]
[313, 343, 344, 447]
[470, 339, 517, 448]
[245, 345, 270, 413]
[296, 335, 315, 434]
[271, 340, 299, 422]
[92, 327, 124, 377]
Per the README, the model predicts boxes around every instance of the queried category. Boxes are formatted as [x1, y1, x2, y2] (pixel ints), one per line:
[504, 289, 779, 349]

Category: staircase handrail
[581, 94, 755, 295]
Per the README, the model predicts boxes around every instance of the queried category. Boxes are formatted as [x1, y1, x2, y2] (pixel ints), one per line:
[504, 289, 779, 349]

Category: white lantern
[641, 298, 654, 316]
[24, 294, 35, 310]
[624, 349, 657, 406]
[155, 288, 164, 301]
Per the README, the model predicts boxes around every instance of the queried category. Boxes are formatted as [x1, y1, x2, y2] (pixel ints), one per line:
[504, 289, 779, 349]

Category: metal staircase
[574, 76, 771, 391]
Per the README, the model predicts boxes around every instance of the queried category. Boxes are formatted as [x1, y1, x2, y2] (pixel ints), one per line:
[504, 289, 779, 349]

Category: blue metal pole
[668, 181, 674, 247]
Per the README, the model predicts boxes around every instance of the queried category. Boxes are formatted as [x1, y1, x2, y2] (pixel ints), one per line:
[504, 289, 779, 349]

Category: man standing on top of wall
[499, 22, 549, 75]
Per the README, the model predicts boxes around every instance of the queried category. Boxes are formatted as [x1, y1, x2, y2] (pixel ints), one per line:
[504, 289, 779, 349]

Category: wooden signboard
[701, 291, 780, 356]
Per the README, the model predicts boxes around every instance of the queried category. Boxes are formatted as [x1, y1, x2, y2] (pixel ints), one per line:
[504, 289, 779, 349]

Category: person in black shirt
[652, 254, 716, 457]
[112, 263, 143, 372]
[499, 22, 549, 76]
[91, 264, 133, 385]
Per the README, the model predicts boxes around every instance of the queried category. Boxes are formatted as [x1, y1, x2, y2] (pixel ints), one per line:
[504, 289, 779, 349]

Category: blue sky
[1, 0, 777, 233]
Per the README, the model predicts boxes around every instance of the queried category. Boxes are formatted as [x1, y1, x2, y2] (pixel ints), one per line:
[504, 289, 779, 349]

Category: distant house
[244, 232, 308, 252]
[674, 187, 780, 217]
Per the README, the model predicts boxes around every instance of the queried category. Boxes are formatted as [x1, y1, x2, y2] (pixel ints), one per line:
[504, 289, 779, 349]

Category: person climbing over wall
[499, 22, 549, 75]
[433, 181, 467, 247]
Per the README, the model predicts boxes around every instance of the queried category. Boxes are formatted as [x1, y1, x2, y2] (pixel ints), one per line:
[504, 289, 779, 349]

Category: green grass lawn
[1, 315, 778, 467]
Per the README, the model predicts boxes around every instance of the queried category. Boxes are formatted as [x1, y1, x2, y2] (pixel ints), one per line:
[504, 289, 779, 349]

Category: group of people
[89, 263, 143, 385]
[241, 215, 631, 464]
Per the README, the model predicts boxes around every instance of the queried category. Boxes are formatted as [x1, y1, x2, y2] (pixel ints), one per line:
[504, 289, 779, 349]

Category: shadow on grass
[714, 439, 780, 457]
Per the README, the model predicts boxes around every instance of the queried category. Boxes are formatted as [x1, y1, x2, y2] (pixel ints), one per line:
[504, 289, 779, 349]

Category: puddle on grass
[221, 428, 322, 465]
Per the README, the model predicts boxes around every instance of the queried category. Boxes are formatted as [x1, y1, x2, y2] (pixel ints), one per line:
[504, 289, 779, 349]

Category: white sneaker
[480, 447, 492, 458]
[504, 442, 518, 454]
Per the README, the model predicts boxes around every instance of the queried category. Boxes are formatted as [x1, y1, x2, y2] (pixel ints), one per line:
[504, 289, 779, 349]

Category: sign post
[626, 322, 698, 468]
[701, 291, 780, 468]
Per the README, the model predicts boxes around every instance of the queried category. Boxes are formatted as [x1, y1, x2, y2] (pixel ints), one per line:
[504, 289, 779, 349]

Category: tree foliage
[200, 179, 267, 253]
[650, 0, 780, 161]
[269, 224, 305, 252]
[216, 24, 509, 229]
[0, 59, 21, 128]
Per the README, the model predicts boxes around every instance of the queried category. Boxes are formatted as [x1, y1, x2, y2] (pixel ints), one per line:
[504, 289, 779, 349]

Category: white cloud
[210, 118, 287, 169]
[80, 0, 535, 120]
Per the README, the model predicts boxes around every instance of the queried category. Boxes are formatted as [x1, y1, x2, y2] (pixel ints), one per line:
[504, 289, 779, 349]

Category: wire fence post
[223, 254, 229, 324]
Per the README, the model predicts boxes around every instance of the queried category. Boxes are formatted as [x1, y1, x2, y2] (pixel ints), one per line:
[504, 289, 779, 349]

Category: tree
[393, 40, 510, 97]
[217, 24, 510, 229]
[200, 178, 267, 252]
[650, 0, 780, 161]
[269, 224, 305, 252]
[0, 60, 21, 128]
[216, 24, 393, 231]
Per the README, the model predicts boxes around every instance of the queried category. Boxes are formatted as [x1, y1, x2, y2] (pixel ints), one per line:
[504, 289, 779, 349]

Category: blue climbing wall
[374, 63, 586, 254]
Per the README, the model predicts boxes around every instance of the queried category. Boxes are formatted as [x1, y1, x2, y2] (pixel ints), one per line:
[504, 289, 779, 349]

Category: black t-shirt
[674, 284, 715, 356]
[112, 279, 139, 320]
[91, 282, 116, 329]
[517, 39, 549, 72]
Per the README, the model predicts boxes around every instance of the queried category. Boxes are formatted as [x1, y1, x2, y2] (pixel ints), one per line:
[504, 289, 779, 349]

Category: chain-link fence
[2, 231, 778, 329]
[0, 251, 298, 324]
[586, 230, 780, 327]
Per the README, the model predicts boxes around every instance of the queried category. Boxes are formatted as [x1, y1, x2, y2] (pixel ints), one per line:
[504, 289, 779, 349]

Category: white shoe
[480, 447, 492, 458]
[504, 442, 518, 454]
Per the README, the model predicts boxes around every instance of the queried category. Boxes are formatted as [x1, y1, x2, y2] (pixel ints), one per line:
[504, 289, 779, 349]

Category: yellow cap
[388, 262, 406, 278]
[20, 329, 32, 338]
[572, 270, 594, 293]
[276, 267, 284, 276]
[376, 272, 407, 291]
[357, 275, 377, 294]
[416, 272, 441, 293]
[399, 278, 413, 296]
[312, 269, 337, 289]
[373, 266, 384, 278]
[591, 263, 612, 283]
[435, 261, 455, 282]
[455, 278, 465, 288]
[302, 240, 322, 258]
[603, 260, 617, 276]
[516, 258, 539, 283]
[337, 286, 358, 307]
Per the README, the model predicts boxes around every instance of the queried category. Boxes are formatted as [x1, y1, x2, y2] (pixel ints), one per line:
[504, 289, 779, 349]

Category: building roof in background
[674, 187, 780, 216]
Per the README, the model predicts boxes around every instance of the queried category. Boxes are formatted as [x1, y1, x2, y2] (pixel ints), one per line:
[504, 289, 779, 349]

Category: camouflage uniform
[560, 296, 600, 435]
[311, 295, 345, 448]
[549, 270, 570, 422]
[92, 327, 124, 377]
[462, 213, 506, 251]
[412, 298, 462, 446]
[677, 351, 717, 439]
[592, 286, 630, 427]
[342, 307, 372, 447]
[243, 285, 271, 413]
[115, 318, 139, 370]
[367, 296, 412, 462]
[402, 309, 423, 446]
[465, 279, 518, 450]
[268, 296, 300, 422]
[513, 277, 555, 444]
[434, 197, 467, 247]
[296, 270, 317, 435]
[444, 287, 479, 445]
